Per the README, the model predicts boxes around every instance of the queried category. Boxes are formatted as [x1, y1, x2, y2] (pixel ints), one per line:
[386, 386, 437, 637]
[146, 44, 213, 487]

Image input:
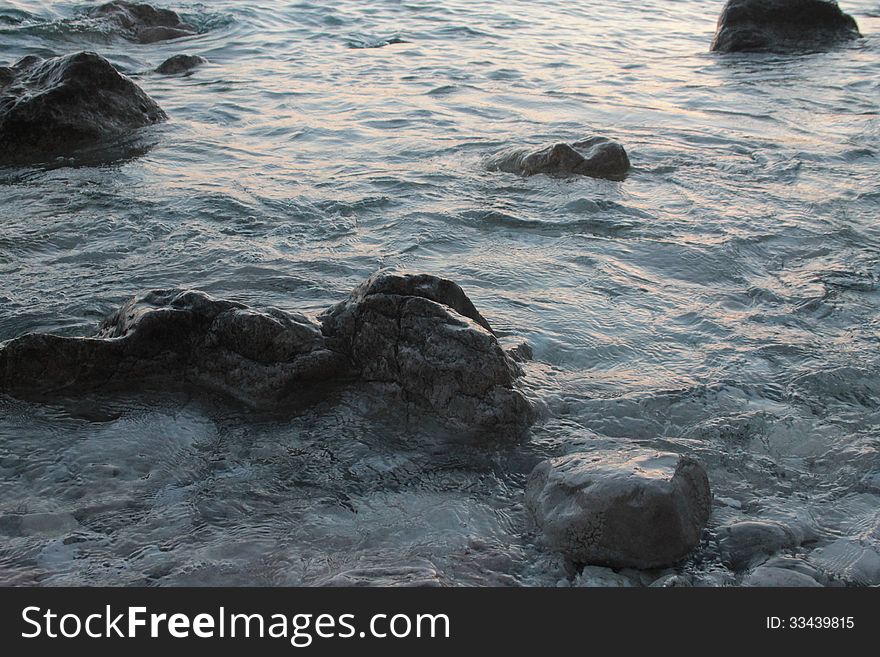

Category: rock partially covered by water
[742, 565, 821, 587]
[488, 137, 630, 179]
[526, 450, 712, 568]
[318, 564, 445, 587]
[156, 54, 207, 75]
[319, 272, 534, 436]
[0, 290, 349, 406]
[85, 1, 197, 43]
[710, 0, 861, 53]
[0, 273, 533, 435]
[0, 52, 166, 163]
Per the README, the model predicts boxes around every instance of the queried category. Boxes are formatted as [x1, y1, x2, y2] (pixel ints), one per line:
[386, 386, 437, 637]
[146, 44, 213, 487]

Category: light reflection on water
[0, 0, 878, 585]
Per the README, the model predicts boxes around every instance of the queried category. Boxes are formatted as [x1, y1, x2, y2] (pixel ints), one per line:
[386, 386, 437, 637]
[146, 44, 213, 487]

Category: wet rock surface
[84, 1, 197, 43]
[710, 0, 861, 53]
[717, 519, 801, 569]
[0, 273, 533, 435]
[156, 54, 207, 75]
[0, 51, 166, 163]
[526, 449, 712, 568]
[487, 137, 630, 179]
[319, 272, 534, 435]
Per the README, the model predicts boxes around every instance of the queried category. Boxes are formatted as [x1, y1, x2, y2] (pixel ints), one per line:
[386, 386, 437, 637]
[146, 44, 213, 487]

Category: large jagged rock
[526, 450, 712, 569]
[487, 137, 630, 179]
[710, 0, 861, 53]
[0, 52, 166, 163]
[0, 290, 349, 406]
[155, 54, 207, 75]
[84, 1, 197, 43]
[0, 273, 534, 435]
[319, 272, 534, 435]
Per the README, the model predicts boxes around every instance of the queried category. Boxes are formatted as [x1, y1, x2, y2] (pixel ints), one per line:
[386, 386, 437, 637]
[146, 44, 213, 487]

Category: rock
[717, 520, 800, 570]
[0, 273, 533, 435]
[487, 137, 630, 179]
[317, 564, 445, 587]
[808, 538, 880, 585]
[710, 0, 861, 53]
[0, 289, 350, 406]
[649, 573, 693, 587]
[155, 54, 207, 75]
[319, 272, 534, 435]
[84, 1, 197, 43]
[525, 449, 712, 569]
[742, 565, 821, 587]
[573, 565, 638, 587]
[0, 52, 166, 164]
[155, 54, 205, 76]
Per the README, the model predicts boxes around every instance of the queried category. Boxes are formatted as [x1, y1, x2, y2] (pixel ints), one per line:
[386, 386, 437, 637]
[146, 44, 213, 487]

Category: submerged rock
[710, 0, 861, 53]
[155, 54, 207, 75]
[526, 449, 712, 569]
[487, 137, 630, 179]
[0, 52, 166, 163]
[84, 1, 197, 43]
[319, 272, 534, 435]
[742, 565, 821, 587]
[317, 564, 445, 587]
[0, 273, 533, 435]
[717, 519, 800, 570]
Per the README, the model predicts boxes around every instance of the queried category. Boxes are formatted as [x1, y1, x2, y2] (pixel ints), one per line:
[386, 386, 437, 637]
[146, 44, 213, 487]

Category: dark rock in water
[717, 520, 800, 570]
[85, 1, 197, 43]
[0, 290, 349, 406]
[0, 273, 533, 435]
[0, 52, 166, 164]
[742, 565, 821, 587]
[710, 0, 861, 53]
[526, 450, 712, 569]
[155, 54, 207, 75]
[319, 272, 534, 435]
[487, 137, 630, 179]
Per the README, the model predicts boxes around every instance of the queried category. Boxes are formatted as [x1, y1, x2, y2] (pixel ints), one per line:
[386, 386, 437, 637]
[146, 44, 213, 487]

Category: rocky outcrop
[710, 0, 861, 53]
[84, 1, 197, 43]
[0, 52, 166, 164]
[0, 289, 349, 406]
[155, 54, 206, 75]
[0, 273, 533, 435]
[487, 137, 630, 179]
[526, 450, 712, 569]
[319, 272, 534, 435]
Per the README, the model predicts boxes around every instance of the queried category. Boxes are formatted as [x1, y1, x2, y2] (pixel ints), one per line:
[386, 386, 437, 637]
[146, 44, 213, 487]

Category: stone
[319, 272, 534, 435]
[84, 1, 197, 43]
[710, 0, 861, 54]
[0, 52, 166, 164]
[525, 449, 712, 569]
[0, 289, 350, 406]
[156, 54, 207, 75]
[487, 137, 630, 179]
[742, 565, 821, 587]
[717, 520, 800, 570]
[573, 565, 638, 587]
[0, 273, 534, 435]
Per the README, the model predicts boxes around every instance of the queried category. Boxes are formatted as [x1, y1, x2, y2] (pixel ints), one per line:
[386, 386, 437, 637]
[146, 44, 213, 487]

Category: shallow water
[0, 0, 878, 586]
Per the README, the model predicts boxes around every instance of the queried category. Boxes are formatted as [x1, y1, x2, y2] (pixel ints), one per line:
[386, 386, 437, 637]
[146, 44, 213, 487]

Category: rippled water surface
[1, 0, 879, 586]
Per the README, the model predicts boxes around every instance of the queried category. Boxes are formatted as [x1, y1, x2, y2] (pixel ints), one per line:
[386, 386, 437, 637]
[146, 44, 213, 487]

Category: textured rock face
[85, 1, 197, 43]
[0, 273, 533, 435]
[319, 272, 534, 435]
[0, 52, 166, 163]
[0, 290, 349, 405]
[717, 520, 800, 569]
[526, 450, 712, 568]
[488, 137, 630, 179]
[156, 54, 207, 75]
[710, 0, 861, 53]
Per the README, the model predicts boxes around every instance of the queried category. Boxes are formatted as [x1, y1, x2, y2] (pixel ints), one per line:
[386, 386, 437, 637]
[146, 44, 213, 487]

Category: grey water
[0, 0, 878, 586]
